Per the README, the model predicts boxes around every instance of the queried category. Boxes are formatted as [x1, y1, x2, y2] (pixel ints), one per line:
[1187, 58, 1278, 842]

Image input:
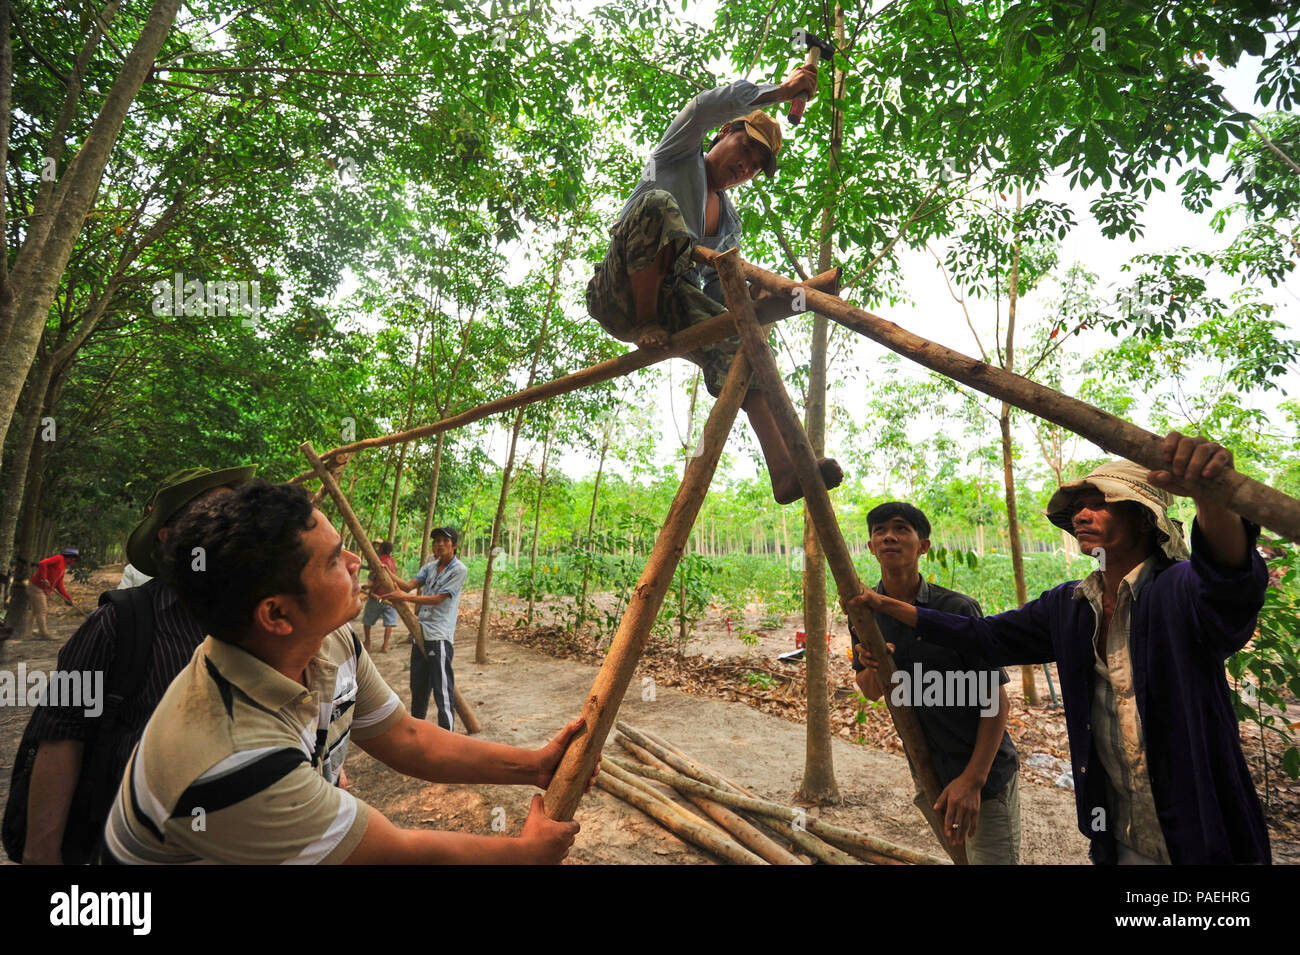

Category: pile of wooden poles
[594, 720, 946, 866]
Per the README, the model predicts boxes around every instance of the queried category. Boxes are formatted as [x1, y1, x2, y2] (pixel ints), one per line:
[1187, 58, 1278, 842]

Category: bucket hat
[1046, 459, 1189, 561]
[126, 466, 257, 575]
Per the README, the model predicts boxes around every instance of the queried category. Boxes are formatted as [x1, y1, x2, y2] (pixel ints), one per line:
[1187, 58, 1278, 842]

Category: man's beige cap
[735, 110, 781, 177]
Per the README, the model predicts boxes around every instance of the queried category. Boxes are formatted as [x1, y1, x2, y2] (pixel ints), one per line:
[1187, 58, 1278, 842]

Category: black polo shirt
[850, 576, 1018, 799]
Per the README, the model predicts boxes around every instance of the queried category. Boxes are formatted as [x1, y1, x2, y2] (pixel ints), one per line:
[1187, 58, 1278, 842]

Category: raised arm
[652, 69, 816, 165]
[844, 586, 1060, 667]
[1148, 431, 1249, 567]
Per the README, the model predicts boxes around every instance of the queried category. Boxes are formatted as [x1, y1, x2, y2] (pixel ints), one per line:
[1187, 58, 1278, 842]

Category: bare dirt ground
[1, 565, 1294, 865]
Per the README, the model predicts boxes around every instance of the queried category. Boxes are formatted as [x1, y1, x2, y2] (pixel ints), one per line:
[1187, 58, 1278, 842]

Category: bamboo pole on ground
[710, 247, 964, 864]
[704, 249, 1300, 544]
[594, 770, 767, 865]
[614, 723, 858, 865]
[614, 735, 806, 864]
[597, 757, 728, 835]
[540, 348, 752, 821]
[609, 756, 945, 866]
[286, 269, 842, 485]
[618, 722, 752, 794]
[302, 441, 482, 734]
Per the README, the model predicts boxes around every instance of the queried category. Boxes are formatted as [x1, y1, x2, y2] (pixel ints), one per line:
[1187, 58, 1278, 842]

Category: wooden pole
[615, 735, 806, 864]
[287, 269, 842, 485]
[594, 768, 767, 865]
[610, 756, 944, 866]
[711, 247, 965, 864]
[541, 348, 752, 821]
[702, 249, 1300, 545]
[301, 441, 482, 734]
[614, 722, 858, 865]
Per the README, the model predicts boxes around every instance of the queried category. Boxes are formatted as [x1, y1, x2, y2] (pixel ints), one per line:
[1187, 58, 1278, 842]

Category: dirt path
[351, 608, 1090, 865]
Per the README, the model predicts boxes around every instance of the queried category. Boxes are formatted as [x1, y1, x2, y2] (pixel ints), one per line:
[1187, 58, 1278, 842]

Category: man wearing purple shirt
[845, 431, 1271, 864]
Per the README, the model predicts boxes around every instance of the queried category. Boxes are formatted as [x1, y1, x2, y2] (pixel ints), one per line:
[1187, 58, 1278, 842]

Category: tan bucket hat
[1046, 459, 1189, 561]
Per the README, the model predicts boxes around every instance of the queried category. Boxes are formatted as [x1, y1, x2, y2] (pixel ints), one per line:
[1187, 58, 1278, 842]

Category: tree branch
[844, 179, 942, 292]
[927, 242, 987, 362]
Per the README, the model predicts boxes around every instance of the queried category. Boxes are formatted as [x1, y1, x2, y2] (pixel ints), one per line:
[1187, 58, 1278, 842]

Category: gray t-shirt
[615, 79, 779, 304]
[413, 556, 467, 643]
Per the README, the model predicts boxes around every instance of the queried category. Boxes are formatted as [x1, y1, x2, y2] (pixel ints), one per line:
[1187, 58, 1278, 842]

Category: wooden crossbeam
[704, 249, 1300, 545]
[542, 346, 753, 821]
[301, 440, 482, 734]
[713, 247, 967, 864]
[287, 268, 841, 485]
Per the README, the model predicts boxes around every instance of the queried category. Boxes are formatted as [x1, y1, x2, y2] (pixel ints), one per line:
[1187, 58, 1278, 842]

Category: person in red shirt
[25, 548, 83, 640]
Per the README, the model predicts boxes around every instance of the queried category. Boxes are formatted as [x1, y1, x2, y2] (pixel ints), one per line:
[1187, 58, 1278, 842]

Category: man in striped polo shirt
[104, 481, 585, 864]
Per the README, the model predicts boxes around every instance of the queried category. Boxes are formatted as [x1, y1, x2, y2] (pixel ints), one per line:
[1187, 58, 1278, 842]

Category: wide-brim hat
[126, 465, 257, 576]
[1046, 459, 1189, 562]
[735, 110, 781, 178]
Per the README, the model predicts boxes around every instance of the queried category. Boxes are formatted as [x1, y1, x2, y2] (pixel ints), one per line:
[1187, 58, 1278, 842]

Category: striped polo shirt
[104, 625, 403, 864]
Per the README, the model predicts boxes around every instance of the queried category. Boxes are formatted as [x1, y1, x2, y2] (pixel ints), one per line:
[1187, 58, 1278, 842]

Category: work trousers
[24, 587, 52, 640]
[964, 770, 1022, 865]
[410, 639, 455, 732]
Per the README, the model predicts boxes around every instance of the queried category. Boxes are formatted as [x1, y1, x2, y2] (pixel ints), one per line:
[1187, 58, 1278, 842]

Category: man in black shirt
[849, 502, 1021, 864]
[19, 466, 254, 863]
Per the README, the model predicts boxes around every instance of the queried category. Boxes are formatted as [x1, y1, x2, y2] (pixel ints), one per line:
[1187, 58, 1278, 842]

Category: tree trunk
[363, 450, 393, 543]
[387, 325, 426, 546]
[462, 461, 486, 561]
[475, 230, 569, 663]
[526, 424, 553, 625]
[578, 432, 610, 629]
[3, 409, 54, 632]
[678, 372, 700, 649]
[797, 2, 845, 805]
[1001, 186, 1039, 704]
[421, 432, 445, 565]
[0, 355, 54, 573]
[0, 0, 182, 451]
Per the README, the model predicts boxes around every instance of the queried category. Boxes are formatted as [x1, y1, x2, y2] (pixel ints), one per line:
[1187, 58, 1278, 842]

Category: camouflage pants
[586, 190, 743, 398]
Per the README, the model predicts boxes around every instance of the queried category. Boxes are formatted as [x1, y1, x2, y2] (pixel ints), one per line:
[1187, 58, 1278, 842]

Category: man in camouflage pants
[587, 69, 842, 504]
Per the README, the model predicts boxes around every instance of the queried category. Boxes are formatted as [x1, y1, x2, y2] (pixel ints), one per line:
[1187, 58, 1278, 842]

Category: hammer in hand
[788, 30, 833, 125]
